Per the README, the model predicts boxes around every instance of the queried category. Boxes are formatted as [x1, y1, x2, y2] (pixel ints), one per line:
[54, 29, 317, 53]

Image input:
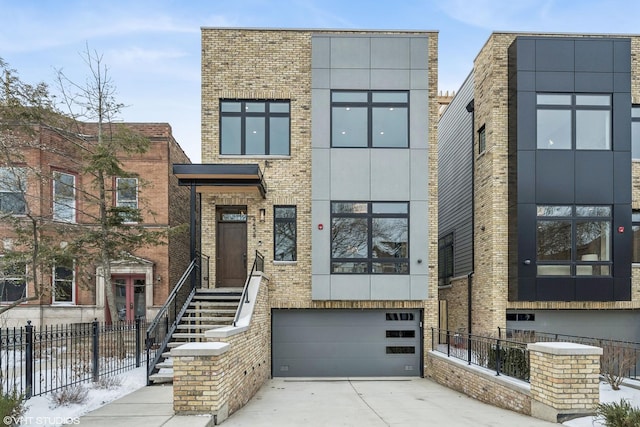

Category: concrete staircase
[149, 287, 243, 384]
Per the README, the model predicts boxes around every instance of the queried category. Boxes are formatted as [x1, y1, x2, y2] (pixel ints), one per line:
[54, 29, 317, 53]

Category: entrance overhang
[173, 163, 267, 198]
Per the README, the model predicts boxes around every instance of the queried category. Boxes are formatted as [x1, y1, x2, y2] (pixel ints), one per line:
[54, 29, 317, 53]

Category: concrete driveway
[222, 378, 557, 426]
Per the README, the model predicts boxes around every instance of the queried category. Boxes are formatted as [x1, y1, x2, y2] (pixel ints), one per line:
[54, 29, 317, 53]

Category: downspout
[465, 100, 475, 335]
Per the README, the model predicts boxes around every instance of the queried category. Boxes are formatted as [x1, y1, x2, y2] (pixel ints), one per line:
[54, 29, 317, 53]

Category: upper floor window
[331, 91, 409, 148]
[274, 206, 296, 261]
[0, 258, 26, 302]
[0, 167, 26, 215]
[220, 100, 290, 156]
[478, 125, 486, 154]
[115, 178, 138, 223]
[438, 232, 454, 285]
[537, 94, 611, 150]
[53, 171, 76, 222]
[53, 260, 75, 304]
[331, 201, 409, 274]
[632, 106, 640, 159]
[536, 205, 611, 276]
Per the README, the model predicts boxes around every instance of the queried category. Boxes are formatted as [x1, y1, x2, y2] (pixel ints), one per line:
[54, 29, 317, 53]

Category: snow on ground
[564, 380, 640, 426]
[21, 366, 146, 426]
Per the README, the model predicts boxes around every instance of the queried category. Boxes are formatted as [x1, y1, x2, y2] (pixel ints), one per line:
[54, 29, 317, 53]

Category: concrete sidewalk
[78, 384, 213, 427]
[80, 378, 558, 427]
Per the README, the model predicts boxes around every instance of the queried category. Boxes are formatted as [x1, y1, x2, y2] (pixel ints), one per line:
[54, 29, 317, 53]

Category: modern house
[438, 32, 640, 341]
[174, 27, 440, 377]
[0, 122, 192, 327]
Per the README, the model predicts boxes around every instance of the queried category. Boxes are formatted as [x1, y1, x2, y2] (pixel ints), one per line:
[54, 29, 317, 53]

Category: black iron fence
[500, 328, 640, 379]
[432, 328, 530, 381]
[0, 318, 146, 399]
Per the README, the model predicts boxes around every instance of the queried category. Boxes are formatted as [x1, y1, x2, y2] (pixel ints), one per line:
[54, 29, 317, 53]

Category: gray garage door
[272, 309, 422, 377]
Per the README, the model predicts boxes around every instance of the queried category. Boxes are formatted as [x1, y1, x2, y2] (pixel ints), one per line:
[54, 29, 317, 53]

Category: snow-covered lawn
[21, 366, 146, 426]
[564, 380, 640, 426]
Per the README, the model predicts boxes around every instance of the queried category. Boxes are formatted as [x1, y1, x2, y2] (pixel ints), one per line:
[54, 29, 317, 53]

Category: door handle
[243, 252, 247, 268]
[130, 302, 133, 309]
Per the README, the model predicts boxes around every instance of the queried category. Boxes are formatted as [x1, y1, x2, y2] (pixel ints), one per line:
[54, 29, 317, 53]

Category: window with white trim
[0, 258, 26, 302]
[53, 260, 75, 304]
[0, 167, 26, 214]
[115, 177, 139, 223]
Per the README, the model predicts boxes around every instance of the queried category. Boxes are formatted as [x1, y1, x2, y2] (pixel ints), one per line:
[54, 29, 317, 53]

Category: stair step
[171, 332, 206, 340]
[197, 287, 243, 294]
[180, 316, 235, 322]
[185, 309, 237, 315]
[176, 324, 227, 330]
[192, 295, 241, 302]
[189, 302, 239, 309]
[156, 360, 173, 369]
[149, 372, 173, 384]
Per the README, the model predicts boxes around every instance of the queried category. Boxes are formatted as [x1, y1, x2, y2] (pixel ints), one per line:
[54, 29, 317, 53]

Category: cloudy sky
[1, 0, 639, 162]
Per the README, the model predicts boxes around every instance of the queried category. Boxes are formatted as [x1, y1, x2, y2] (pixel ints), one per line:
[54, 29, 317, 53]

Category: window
[536, 205, 611, 276]
[632, 211, 640, 263]
[331, 91, 409, 148]
[0, 167, 26, 214]
[53, 171, 75, 222]
[478, 125, 486, 154]
[220, 100, 290, 155]
[0, 259, 26, 302]
[274, 206, 296, 261]
[633, 106, 640, 159]
[438, 233, 454, 285]
[53, 260, 74, 304]
[537, 94, 611, 150]
[331, 202, 409, 274]
[115, 178, 138, 223]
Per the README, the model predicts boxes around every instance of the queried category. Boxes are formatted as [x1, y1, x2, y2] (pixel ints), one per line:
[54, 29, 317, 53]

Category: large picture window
[537, 94, 611, 150]
[274, 206, 296, 261]
[331, 91, 409, 148]
[53, 171, 76, 222]
[220, 100, 290, 155]
[331, 202, 409, 274]
[0, 167, 26, 214]
[53, 260, 75, 304]
[536, 205, 611, 276]
[0, 259, 26, 302]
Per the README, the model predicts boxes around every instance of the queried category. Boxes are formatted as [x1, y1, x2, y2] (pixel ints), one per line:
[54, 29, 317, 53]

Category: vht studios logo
[3, 416, 80, 425]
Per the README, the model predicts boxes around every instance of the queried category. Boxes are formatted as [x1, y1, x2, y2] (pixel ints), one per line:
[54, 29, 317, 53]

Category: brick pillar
[528, 342, 602, 423]
[172, 342, 230, 423]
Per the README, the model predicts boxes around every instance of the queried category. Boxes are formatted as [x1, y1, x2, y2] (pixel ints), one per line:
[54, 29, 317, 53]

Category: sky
[2, 0, 640, 163]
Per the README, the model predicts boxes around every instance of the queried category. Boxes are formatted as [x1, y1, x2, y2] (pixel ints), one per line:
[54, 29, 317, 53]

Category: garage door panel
[272, 309, 421, 377]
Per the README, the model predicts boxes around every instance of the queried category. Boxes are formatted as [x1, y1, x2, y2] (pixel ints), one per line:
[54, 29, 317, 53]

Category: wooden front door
[216, 208, 248, 287]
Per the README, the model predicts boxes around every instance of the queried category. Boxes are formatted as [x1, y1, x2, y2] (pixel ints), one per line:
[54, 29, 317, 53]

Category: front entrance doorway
[216, 206, 248, 287]
[112, 275, 146, 322]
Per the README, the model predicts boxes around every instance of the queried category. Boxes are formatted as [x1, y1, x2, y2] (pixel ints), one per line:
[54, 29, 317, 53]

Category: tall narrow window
[331, 202, 409, 274]
[331, 91, 409, 148]
[438, 233, 454, 285]
[632, 106, 640, 160]
[220, 100, 290, 155]
[537, 93, 611, 150]
[274, 206, 296, 261]
[478, 125, 486, 154]
[0, 167, 26, 214]
[0, 258, 26, 302]
[53, 171, 76, 222]
[632, 211, 640, 263]
[53, 260, 75, 304]
[116, 178, 138, 223]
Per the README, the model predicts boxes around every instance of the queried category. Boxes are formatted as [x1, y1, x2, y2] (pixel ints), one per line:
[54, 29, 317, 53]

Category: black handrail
[233, 250, 264, 327]
[145, 252, 209, 384]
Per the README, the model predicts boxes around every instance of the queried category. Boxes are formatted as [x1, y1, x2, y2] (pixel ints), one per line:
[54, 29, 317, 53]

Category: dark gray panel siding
[438, 74, 474, 277]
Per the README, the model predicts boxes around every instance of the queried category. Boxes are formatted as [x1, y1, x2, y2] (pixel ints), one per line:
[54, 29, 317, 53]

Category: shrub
[50, 384, 89, 407]
[0, 390, 26, 422]
[595, 399, 640, 427]
[601, 345, 637, 391]
[95, 375, 122, 390]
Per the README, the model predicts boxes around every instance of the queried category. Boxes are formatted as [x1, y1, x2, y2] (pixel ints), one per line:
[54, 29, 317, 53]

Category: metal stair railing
[233, 250, 264, 327]
[145, 252, 209, 384]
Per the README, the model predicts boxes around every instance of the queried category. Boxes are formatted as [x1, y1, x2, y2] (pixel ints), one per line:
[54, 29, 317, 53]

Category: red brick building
[0, 122, 192, 326]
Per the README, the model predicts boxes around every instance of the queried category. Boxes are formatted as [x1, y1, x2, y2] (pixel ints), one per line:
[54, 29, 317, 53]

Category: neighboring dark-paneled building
[438, 33, 640, 341]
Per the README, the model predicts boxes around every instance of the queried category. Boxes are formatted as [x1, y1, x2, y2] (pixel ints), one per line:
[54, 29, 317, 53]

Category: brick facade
[0, 122, 191, 326]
